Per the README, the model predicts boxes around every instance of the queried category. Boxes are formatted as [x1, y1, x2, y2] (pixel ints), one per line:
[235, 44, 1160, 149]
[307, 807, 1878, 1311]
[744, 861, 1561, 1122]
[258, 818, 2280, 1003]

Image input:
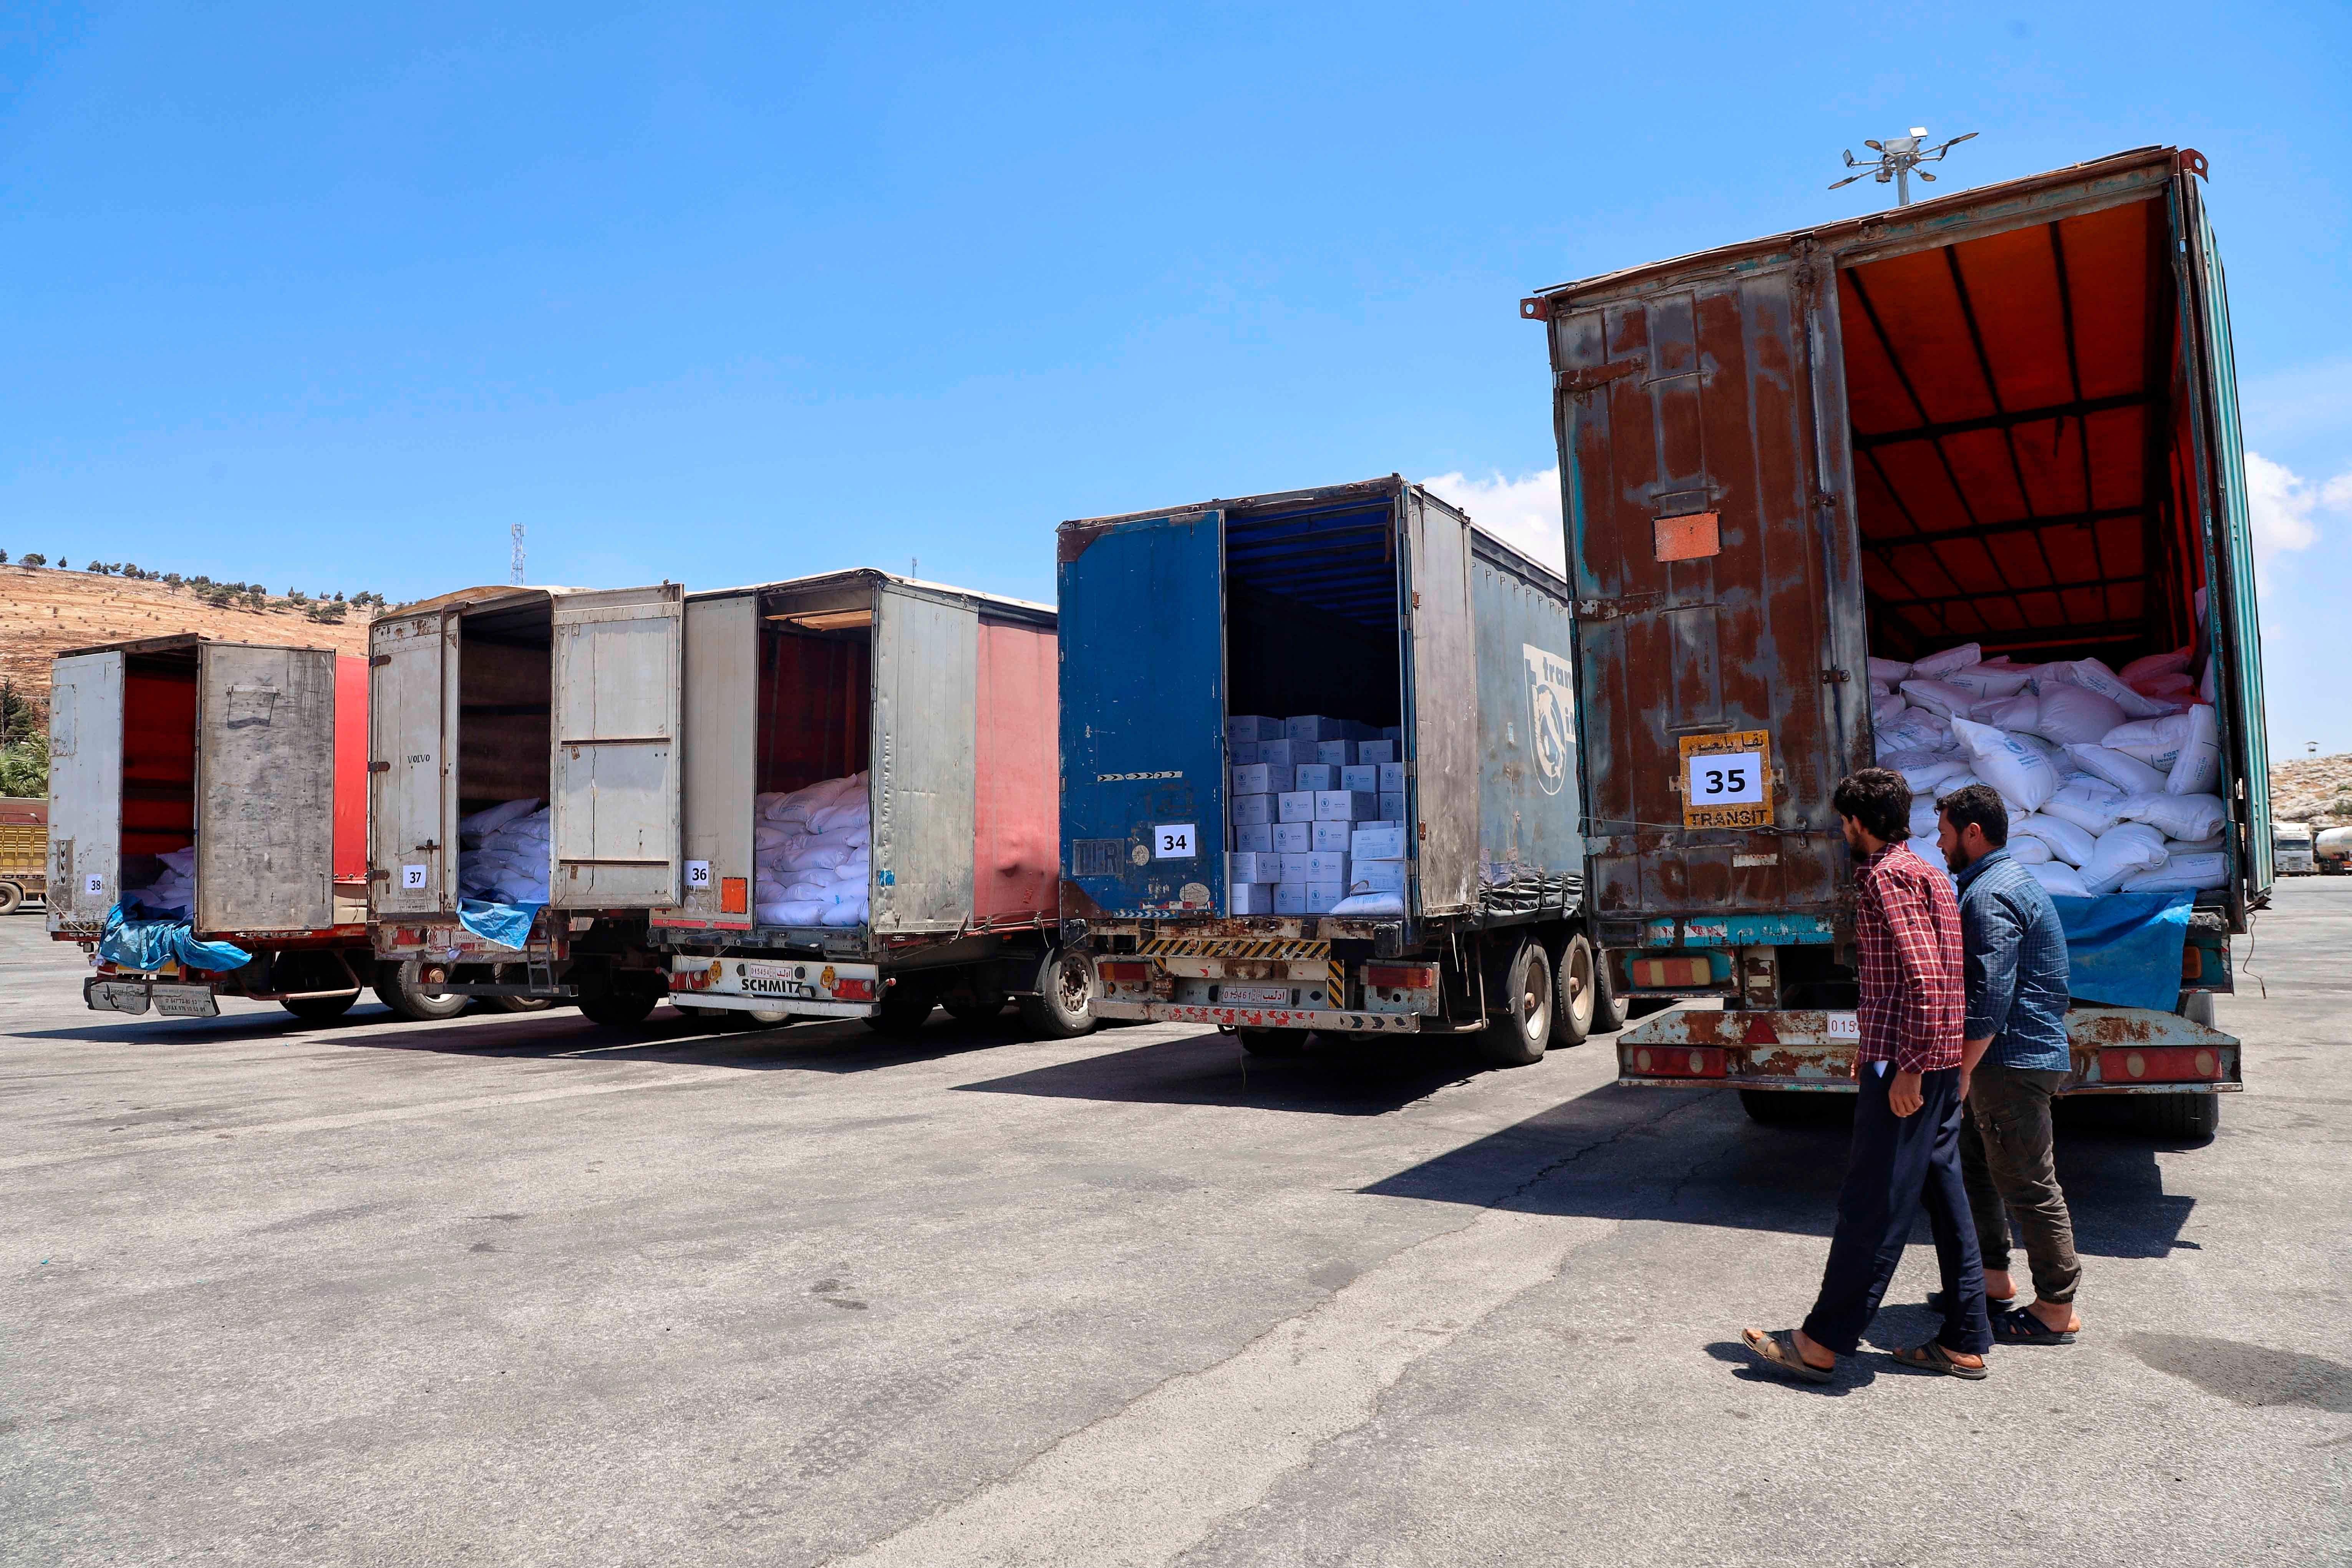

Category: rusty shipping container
[650, 569, 1092, 1037]
[1523, 146, 2262, 1135]
[45, 635, 376, 1020]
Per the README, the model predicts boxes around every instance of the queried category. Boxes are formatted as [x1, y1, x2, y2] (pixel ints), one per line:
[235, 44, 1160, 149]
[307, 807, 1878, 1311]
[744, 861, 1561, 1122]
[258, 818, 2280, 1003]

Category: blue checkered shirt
[1952, 847, 2072, 1073]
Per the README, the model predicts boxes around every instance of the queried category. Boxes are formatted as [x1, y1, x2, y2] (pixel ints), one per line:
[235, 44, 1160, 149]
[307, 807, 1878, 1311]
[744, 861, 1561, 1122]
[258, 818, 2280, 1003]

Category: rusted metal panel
[550, 585, 684, 909]
[194, 645, 336, 933]
[668, 592, 759, 930]
[869, 581, 978, 934]
[1404, 488, 1479, 914]
[46, 650, 124, 932]
[369, 609, 459, 916]
[972, 616, 1059, 926]
[1551, 257, 1864, 923]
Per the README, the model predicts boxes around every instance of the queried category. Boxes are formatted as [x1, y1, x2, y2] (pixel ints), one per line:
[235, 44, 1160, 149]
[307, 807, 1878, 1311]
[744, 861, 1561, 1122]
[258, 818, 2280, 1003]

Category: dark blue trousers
[1802, 1062, 1992, 1357]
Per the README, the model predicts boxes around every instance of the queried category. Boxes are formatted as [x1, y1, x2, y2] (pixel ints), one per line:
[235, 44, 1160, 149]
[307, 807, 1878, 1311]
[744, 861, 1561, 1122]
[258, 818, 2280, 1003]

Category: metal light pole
[511, 524, 526, 585]
[1831, 127, 1978, 206]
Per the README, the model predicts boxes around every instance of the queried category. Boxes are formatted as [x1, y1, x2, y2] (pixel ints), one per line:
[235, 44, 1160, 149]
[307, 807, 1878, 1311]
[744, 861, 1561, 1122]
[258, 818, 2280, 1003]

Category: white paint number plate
[84, 874, 104, 895]
[1687, 751, 1765, 806]
[1153, 824, 1197, 859]
[684, 860, 712, 888]
[1825, 1012, 1860, 1040]
[401, 864, 429, 890]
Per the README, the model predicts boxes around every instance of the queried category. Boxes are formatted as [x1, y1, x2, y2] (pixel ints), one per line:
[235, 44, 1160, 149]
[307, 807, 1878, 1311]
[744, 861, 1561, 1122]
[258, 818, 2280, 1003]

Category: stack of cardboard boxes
[1226, 715, 1408, 915]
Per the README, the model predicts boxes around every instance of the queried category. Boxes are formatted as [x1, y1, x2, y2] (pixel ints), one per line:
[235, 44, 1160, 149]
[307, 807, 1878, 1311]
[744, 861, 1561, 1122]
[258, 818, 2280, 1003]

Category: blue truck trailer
[1520, 147, 2261, 1137]
[1057, 476, 1614, 1064]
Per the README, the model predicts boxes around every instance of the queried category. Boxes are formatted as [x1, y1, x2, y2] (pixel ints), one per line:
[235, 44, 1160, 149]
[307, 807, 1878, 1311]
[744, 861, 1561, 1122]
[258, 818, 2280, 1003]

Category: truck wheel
[2139, 1094, 2221, 1142]
[0, 881, 22, 916]
[487, 965, 553, 1013]
[865, 981, 936, 1034]
[1238, 1029, 1309, 1057]
[1551, 934, 1598, 1048]
[578, 985, 660, 1027]
[1476, 941, 1553, 1067]
[1016, 947, 1097, 1040]
[1590, 946, 1629, 1033]
[281, 991, 358, 1023]
[373, 960, 469, 1021]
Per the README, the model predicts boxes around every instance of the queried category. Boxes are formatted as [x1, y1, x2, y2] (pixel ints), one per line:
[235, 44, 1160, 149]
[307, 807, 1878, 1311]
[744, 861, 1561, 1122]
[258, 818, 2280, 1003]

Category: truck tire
[1238, 1029, 1309, 1057]
[0, 880, 22, 916]
[2140, 1093, 2220, 1142]
[1475, 940, 1553, 1067]
[487, 965, 553, 1013]
[578, 985, 660, 1027]
[281, 991, 358, 1024]
[1551, 933, 1598, 1048]
[373, 960, 469, 1021]
[1016, 946, 1097, 1040]
[1590, 946, 1629, 1034]
[865, 980, 936, 1034]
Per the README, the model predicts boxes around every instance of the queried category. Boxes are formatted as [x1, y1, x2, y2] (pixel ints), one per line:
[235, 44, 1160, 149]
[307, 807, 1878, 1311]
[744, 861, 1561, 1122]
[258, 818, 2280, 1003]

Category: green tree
[0, 685, 46, 798]
[21, 553, 44, 567]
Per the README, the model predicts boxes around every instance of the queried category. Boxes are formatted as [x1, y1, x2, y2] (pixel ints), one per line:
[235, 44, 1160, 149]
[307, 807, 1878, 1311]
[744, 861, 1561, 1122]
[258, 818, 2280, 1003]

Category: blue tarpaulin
[457, 899, 542, 951]
[98, 903, 253, 974]
[2051, 892, 2196, 1013]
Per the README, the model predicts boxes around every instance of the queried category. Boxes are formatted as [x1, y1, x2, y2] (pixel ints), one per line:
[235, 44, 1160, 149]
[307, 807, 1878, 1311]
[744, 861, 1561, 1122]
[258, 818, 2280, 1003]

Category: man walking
[1742, 767, 1991, 1382]
[1938, 783, 2082, 1345]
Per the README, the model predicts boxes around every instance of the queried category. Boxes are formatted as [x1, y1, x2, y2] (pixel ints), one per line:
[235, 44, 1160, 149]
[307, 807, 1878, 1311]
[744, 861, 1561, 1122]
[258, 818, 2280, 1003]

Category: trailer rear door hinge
[1554, 361, 1641, 399]
[368, 761, 391, 772]
[369, 654, 392, 667]
[1821, 668, 1850, 684]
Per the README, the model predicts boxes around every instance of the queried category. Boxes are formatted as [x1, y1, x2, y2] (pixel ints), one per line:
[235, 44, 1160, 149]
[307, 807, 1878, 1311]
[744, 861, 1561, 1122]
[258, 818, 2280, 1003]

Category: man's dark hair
[1832, 767, 1912, 843]
[1938, 782, 2010, 849]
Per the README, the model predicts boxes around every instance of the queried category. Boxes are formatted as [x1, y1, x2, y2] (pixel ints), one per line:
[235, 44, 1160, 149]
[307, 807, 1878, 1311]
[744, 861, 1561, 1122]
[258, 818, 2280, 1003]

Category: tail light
[1626, 1044, 1728, 1078]
[2100, 1046, 2222, 1084]
[1098, 961, 1150, 983]
[1363, 965, 1437, 990]
[1630, 956, 1712, 988]
[832, 977, 877, 1002]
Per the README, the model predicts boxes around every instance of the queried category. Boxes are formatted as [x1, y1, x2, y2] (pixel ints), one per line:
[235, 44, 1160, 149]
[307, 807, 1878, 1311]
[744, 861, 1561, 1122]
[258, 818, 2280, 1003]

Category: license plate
[153, 985, 221, 1018]
[735, 960, 817, 999]
[1220, 985, 1293, 1006]
[90, 981, 151, 1015]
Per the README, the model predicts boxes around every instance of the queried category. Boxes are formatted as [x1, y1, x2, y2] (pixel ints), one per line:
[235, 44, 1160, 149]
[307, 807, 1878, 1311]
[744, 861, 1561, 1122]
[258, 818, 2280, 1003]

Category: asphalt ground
[3, 885, 2347, 1567]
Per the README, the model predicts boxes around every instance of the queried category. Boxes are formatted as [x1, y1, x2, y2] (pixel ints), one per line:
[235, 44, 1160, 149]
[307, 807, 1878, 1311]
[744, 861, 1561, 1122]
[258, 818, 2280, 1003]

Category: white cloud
[2244, 450, 2349, 572]
[1419, 468, 1566, 578]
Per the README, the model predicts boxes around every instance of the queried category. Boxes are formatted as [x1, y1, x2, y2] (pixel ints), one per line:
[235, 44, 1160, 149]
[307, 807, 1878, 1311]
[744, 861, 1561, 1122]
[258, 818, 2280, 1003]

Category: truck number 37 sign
[1679, 731, 1774, 829]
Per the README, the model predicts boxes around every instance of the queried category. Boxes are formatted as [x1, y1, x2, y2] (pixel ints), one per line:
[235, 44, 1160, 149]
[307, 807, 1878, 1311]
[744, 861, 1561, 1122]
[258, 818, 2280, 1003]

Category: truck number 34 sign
[1679, 731, 1773, 829]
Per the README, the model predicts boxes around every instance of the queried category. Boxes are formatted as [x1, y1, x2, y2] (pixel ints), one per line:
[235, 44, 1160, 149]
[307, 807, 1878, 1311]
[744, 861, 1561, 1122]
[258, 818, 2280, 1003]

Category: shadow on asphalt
[953, 1028, 1482, 1117]
[1356, 1081, 2199, 1260]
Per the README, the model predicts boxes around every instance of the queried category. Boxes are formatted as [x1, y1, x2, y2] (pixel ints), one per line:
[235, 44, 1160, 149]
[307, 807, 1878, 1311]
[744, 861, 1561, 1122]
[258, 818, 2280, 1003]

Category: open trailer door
[370, 608, 458, 917]
[1546, 252, 1868, 925]
[1057, 507, 1228, 919]
[46, 650, 125, 932]
[195, 645, 337, 932]
[869, 580, 980, 935]
[665, 591, 758, 931]
[549, 584, 685, 909]
[1400, 488, 1479, 915]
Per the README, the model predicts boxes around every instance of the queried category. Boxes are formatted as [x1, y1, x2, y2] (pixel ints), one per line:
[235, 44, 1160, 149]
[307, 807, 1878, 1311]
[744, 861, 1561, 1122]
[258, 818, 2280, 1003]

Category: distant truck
[1060, 476, 1615, 1063]
[0, 796, 46, 913]
[2317, 827, 2352, 875]
[1522, 146, 2258, 1137]
[2274, 821, 2314, 877]
[46, 636, 381, 1020]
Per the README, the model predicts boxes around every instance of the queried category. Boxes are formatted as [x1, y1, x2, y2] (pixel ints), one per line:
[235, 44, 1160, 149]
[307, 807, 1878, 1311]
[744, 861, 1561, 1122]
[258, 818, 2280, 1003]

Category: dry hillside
[2271, 751, 2352, 830]
[0, 565, 373, 715]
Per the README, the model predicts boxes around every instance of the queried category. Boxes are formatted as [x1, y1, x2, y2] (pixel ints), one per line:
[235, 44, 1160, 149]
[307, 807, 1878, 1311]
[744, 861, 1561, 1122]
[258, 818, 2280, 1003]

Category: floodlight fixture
[1830, 126, 1978, 206]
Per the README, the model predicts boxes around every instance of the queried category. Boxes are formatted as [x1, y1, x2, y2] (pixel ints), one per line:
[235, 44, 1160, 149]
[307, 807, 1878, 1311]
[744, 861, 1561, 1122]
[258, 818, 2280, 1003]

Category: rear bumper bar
[1093, 999, 1423, 1033]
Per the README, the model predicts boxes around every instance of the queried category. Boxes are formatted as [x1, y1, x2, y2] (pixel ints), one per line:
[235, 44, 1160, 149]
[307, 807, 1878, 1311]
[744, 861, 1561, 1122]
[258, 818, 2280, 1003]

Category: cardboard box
[1257, 738, 1306, 769]
[1351, 859, 1407, 895]
[1230, 762, 1273, 796]
[1357, 739, 1396, 765]
[1351, 822, 1409, 860]
[1378, 791, 1406, 823]
[1230, 740, 1261, 766]
[1231, 793, 1273, 827]
[1233, 823, 1274, 853]
[1277, 791, 1318, 824]
[1314, 739, 1354, 767]
[1302, 880, 1345, 913]
[1293, 763, 1336, 792]
[1339, 764, 1378, 793]
[1227, 715, 1282, 743]
[1231, 882, 1276, 914]
[1229, 851, 1278, 884]
[1304, 850, 1349, 881]
[1310, 820, 1352, 852]
[1279, 852, 1315, 882]
[1273, 882, 1309, 915]
[1314, 790, 1377, 822]
[1378, 761, 1406, 793]
[1283, 715, 1349, 742]
[1273, 821, 1314, 853]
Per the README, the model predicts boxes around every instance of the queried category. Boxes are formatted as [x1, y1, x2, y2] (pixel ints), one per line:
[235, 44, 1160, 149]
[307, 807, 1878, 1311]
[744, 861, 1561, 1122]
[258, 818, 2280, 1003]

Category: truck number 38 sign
[1679, 731, 1774, 829]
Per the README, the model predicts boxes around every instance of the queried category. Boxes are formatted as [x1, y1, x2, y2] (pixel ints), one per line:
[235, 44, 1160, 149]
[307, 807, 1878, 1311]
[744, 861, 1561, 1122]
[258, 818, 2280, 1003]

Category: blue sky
[2, 2, 2347, 746]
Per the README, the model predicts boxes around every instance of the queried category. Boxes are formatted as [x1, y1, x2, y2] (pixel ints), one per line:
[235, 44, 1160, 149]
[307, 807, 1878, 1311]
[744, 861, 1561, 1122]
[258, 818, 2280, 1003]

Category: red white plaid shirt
[1853, 841, 1965, 1074]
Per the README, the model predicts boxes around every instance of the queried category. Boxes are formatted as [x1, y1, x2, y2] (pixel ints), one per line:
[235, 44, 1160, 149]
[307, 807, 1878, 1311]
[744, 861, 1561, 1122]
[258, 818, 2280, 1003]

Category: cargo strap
[1141, 936, 1331, 961]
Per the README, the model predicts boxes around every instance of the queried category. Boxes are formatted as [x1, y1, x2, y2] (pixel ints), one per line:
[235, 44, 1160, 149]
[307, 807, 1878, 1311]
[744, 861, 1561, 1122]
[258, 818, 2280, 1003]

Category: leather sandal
[1891, 1340, 1990, 1379]
[1741, 1327, 1835, 1384]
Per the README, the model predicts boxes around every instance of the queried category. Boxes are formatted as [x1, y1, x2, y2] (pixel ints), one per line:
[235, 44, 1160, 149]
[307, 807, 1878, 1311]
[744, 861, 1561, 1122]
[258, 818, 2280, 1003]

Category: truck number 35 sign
[1679, 731, 1773, 829]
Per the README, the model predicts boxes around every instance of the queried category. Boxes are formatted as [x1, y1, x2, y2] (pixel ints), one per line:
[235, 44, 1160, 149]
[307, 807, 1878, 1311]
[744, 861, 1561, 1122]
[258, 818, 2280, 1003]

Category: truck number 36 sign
[1679, 731, 1774, 829]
